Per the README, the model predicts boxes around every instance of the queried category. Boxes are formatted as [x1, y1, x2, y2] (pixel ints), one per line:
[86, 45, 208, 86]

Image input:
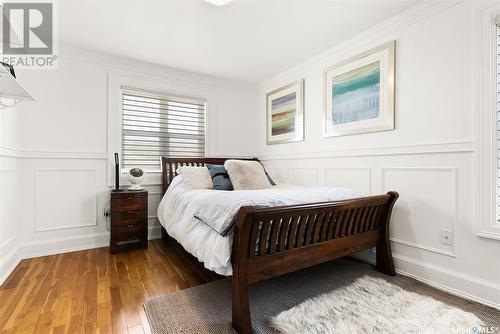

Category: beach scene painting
[324, 41, 395, 137]
[267, 80, 304, 144]
[271, 91, 296, 136]
[331, 61, 380, 124]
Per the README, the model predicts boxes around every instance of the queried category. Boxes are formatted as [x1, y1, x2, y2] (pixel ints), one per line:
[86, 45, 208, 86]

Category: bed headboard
[161, 157, 258, 194]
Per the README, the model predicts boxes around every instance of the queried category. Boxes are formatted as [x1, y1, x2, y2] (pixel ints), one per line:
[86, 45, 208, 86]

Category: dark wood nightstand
[110, 189, 148, 254]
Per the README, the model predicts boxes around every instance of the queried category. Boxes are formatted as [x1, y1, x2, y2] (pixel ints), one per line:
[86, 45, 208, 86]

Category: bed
[159, 157, 399, 334]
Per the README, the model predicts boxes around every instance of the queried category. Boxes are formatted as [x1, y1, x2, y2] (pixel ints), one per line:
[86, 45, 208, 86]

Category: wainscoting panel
[147, 191, 163, 219]
[287, 168, 319, 186]
[264, 167, 286, 184]
[35, 168, 98, 232]
[325, 167, 372, 195]
[382, 167, 456, 256]
[1, 169, 18, 245]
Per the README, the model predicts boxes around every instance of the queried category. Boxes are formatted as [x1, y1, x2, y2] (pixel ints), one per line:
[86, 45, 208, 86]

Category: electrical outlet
[440, 229, 453, 246]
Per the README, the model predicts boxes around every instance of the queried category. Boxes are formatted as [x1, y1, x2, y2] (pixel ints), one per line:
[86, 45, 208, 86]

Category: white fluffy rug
[271, 276, 482, 334]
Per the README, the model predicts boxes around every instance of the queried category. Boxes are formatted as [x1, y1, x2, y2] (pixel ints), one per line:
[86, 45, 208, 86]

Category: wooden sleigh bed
[160, 157, 399, 334]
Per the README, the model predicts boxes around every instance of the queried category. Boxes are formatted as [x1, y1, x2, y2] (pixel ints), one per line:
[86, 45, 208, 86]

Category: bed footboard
[231, 191, 399, 334]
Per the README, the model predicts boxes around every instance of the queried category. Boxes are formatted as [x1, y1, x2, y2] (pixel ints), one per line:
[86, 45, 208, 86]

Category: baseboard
[0, 246, 21, 286]
[0, 224, 162, 286]
[352, 251, 500, 310]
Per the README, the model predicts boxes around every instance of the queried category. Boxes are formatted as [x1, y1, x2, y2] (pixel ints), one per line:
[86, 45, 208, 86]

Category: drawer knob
[127, 224, 134, 228]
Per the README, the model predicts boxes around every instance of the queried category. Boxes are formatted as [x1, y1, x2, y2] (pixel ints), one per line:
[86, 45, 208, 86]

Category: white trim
[34, 168, 98, 232]
[474, 1, 500, 240]
[259, 140, 473, 161]
[354, 253, 500, 310]
[262, 1, 458, 88]
[382, 167, 457, 257]
[324, 167, 372, 194]
[0, 248, 21, 286]
[393, 253, 500, 310]
[0, 146, 107, 159]
[1, 224, 162, 286]
[21, 150, 107, 160]
[390, 238, 456, 258]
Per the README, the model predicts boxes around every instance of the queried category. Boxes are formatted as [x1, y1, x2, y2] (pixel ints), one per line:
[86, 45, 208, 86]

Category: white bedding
[157, 175, 363, 276]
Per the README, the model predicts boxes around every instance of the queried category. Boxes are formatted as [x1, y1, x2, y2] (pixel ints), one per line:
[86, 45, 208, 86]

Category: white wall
[257, 1, 500, 308]
[0, 46, 256, 283]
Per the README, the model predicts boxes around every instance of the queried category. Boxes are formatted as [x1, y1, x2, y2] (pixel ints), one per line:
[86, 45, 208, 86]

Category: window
[121, 88, 206, 171]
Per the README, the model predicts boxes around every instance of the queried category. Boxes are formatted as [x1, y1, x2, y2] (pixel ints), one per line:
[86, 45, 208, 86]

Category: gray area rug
[143, 259, 500, 334]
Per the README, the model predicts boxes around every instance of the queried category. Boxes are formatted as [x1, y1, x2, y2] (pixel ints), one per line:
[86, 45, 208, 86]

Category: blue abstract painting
[331, 61, 380, 124]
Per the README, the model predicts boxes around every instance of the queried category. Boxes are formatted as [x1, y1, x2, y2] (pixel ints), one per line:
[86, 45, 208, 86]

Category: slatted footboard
[231, 192, 399, 334]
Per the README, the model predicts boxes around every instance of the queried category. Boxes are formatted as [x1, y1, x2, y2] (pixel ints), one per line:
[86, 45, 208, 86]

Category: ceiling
[58, 0, 420, 83]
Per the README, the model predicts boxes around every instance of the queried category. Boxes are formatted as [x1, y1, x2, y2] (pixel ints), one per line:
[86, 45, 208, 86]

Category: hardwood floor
[0, 239, 220, 334]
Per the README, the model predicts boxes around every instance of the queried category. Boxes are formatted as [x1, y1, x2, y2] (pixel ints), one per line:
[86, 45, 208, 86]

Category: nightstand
[110, 189, 148, 254]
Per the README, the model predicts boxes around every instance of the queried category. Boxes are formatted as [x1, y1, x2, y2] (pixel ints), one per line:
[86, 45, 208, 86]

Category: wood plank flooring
[0, 239, 220, 334]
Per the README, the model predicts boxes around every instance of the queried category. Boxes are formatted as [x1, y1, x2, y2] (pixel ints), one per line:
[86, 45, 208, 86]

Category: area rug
[143, 258, 500, 334]
[271, 276, 481, 334]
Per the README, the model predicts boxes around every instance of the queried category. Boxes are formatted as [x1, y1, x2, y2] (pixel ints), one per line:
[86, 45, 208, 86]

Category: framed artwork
[266, 79, 304, 144]
[323, 40, 395, 137]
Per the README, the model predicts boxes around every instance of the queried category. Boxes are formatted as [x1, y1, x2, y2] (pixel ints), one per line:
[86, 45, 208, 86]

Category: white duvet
[157, 175, 363, 276]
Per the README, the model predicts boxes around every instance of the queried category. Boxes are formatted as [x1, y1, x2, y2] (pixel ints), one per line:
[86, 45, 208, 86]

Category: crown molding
[261, 1, 460, 88]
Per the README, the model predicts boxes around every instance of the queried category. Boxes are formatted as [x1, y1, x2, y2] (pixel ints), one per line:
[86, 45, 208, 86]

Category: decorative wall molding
[324, 167, 372, 195]
[259, 140, 473, 161]
[262, 1, 459, 88]
[21, 225, 161, 259]
[0, 146, 107, 159]
[382, 167, 457, 257]
[34, 168, 98, 232]
[0, 246, 21, 286]
[0, 146, 22, 158]
[22, 150, 107, 160]
[287, 168, 319, 186]
[0, 234, 17, 253]
[355, 252, 500, 310]
[390, 237, 456, 258]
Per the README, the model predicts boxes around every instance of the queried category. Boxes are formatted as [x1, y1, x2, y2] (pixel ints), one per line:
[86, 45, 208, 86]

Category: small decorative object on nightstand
[110, 189, 148, 254]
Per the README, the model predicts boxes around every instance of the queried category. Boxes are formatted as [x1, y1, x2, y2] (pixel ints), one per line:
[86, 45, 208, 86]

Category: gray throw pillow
[207, 164, 233, 190]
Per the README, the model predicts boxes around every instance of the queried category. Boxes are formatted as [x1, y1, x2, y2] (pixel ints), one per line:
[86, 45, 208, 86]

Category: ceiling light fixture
[204, 0, 235, 6]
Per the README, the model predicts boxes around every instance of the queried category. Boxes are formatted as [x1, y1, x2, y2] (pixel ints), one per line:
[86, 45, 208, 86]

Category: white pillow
[224, 160, 272, 190]
[176, 166, 213, 190]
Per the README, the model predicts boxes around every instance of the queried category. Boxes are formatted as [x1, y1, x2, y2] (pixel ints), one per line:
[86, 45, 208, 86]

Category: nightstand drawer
[111, 197, 147, 212]
[112, 224, 145, 240]
[111, 211, 147, 227]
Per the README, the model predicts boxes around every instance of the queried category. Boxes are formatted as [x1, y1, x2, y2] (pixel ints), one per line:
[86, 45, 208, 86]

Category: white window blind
[121, 88, 206, 171]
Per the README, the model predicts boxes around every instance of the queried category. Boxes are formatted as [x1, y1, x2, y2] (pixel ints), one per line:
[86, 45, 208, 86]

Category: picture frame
[323, 40, 395, 137]
[266, 79, 304, 144]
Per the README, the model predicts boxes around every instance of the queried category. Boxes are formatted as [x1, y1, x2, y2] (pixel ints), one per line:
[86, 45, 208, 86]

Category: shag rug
[143, 259, 500, 334]
[271, 276, 481, 334]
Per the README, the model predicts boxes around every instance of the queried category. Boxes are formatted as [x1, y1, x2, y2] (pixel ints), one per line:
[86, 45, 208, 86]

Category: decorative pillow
[176, 166, 213, 190]
[224, 160, 272, 190]
[206, 164, 233, 191]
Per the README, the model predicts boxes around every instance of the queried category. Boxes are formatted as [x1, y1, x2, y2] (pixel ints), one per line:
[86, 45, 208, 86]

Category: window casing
[121, 89, 206, 172]
[497, 23, 500, 222]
